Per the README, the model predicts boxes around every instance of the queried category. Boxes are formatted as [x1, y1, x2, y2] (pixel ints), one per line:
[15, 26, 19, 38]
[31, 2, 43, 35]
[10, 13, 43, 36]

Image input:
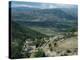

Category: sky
[11, 0, 78, 4]
[11, 1, 77, 9]
[11, 1, 58, 9]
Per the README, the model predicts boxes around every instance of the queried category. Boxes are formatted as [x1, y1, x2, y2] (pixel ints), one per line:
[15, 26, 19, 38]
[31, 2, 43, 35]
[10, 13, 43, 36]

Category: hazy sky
[11, 0, 78, 4]
[11, 1, 77, 9]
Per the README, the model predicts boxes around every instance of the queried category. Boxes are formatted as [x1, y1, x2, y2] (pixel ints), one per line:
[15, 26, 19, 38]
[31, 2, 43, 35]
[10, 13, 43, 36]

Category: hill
[10, 21, 48, 59]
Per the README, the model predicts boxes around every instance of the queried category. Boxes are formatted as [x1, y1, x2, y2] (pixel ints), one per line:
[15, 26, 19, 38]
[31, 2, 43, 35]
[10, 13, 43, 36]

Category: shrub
[66, 50, 71, 53]
[34, 48, 45, 57]
[49, 43, 53, 51]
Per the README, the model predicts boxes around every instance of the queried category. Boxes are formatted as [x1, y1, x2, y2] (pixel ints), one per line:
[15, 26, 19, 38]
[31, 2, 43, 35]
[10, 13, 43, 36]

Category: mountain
[11, 8, 77, 22]
[11, 1, 77, 17]
[60, 7, 78, 19]
[10, 1, 78, 58]
[11, 6, 77, 32]
[11, 7, 39, 12]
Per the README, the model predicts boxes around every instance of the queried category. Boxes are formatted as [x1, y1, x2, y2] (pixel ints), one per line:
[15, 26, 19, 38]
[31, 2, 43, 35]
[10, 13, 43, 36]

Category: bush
[66, 50, 71, 53]
[34, 48, 45, 57]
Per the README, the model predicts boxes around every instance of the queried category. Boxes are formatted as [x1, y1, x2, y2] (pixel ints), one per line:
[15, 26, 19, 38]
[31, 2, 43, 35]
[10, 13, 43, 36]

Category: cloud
[48, 4, 57, 8]
[11, 1, 75, 9]
[14, 4, 32, 7]
[39, 4, 57, 9]
[11, 1, 57, 9]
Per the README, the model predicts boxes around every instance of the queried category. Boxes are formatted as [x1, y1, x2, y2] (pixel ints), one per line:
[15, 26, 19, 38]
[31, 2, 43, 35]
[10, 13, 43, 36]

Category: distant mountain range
[10, 1, 78, 32]
[11, 7, 77, 22]
[10, 1, 78, 22]
[11, 1, 77, 18]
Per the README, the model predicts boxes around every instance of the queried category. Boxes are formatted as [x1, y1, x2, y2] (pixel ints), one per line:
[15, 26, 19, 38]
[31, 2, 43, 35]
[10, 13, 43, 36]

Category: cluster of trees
[63, 28, 77, 38]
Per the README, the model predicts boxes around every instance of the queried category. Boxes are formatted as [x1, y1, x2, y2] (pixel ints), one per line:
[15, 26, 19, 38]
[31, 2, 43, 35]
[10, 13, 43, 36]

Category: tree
[49, 43, 53, 51]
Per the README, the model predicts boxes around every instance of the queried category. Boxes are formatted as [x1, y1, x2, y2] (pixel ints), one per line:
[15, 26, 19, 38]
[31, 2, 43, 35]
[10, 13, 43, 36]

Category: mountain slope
[11, 21, 48, 59]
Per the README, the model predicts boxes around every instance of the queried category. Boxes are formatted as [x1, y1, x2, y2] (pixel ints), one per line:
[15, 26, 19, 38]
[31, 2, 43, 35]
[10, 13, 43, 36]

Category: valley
[10, 1, 78, 59]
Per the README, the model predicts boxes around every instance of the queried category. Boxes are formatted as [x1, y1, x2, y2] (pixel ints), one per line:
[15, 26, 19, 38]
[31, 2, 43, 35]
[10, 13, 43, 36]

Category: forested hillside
[11, 21, 48, 58]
